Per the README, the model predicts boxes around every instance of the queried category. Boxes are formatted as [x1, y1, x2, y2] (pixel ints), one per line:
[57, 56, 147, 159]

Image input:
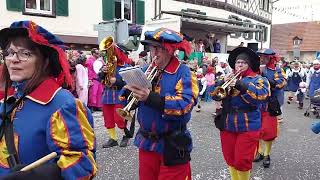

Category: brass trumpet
[211, 71, 242, 100]
[116, 58, 159, 121]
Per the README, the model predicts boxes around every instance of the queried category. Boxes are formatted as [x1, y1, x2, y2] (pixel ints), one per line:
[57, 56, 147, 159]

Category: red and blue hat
[0, 20, 72, 86]
[140, 28, 191, 55]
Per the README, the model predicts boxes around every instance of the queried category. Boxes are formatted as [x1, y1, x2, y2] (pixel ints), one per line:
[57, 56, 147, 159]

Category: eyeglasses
[235, 60, 248, 65]
[3, 49, 33, 61]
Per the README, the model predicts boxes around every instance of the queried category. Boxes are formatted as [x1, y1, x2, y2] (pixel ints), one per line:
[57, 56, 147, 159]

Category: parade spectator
[296, 82, 307, 109]
[196, 39, 205, 52]
[204, 66, 215, 102]
[286, 61, 306, 104]
[306, 60, 320, 98]
[75, 54, 89, 105]
[87, 48, 103, 111]
[195, 68, 207, 112]
[214, 39, 221, 53]
[0, 20, 96, 179]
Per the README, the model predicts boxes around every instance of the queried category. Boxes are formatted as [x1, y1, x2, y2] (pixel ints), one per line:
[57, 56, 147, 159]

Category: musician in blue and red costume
[0, 21, 96, 179]
[123, 28, 198, 180]
[98, 37, 132, 148]
[254, 48, 286, 168]
[211, 47, 270, 180]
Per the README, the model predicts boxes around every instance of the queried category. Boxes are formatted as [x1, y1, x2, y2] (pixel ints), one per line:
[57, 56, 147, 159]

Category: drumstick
[20, 152, 58, 171]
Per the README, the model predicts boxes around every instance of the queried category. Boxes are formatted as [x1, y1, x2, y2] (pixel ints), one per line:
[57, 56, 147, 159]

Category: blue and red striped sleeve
[163, 68, 199, 117]
[241, 76, 270, 105]
[46, 99, 97, 180]
[274, 68, 287, 89]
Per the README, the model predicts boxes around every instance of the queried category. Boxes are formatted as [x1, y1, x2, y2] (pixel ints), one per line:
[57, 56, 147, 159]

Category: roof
[271, 21, 320, 53]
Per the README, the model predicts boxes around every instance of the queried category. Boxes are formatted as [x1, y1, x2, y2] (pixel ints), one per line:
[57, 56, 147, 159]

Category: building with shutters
[144, 0, 272, 52]
[0, 0, 145, 50]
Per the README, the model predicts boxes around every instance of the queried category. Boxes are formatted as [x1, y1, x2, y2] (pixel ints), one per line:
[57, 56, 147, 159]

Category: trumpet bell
[116, 108, 133, 121]
[211, 87, 227, 100]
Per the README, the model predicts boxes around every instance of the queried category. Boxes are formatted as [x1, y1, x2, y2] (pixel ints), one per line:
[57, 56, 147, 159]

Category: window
[260, 0, 270, 12]
[243, 20, 253, 40]
[255, 25, 262, 41]
[24, 0, 54, 16]
[115, 0, 132, 22]
[229, 15, 242, 38]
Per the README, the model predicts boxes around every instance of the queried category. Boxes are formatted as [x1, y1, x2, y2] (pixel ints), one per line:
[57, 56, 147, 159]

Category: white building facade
[144, 0, 272, 52]
[0, 0, 146, 49]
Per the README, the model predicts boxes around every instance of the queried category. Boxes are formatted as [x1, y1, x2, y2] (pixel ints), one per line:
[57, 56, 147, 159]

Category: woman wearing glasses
[211, 47, 270, 180]
[0, 21, 96, 180]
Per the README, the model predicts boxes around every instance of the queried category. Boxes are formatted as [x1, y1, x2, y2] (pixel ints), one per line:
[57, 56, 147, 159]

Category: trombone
[116, 58, 159, 121]
[210, 70, 242, 100]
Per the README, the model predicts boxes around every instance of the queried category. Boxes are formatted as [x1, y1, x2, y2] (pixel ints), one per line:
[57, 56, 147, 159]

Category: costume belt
[229, 106, 257, 113]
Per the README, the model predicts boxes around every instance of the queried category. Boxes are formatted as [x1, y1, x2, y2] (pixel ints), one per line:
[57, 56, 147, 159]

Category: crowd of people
[1, 20, 320, 180]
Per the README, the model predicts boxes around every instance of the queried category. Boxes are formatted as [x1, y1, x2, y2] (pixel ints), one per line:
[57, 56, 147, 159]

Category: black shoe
[119, 136, 130, 147]
[102, 139, 118, 148]
[298, 103, 303, 109]
[263, 155, 271, 168]
[253, 153, 264, 162]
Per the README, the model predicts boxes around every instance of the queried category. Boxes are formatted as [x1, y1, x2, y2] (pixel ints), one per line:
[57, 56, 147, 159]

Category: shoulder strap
[1, 95, 25, 168]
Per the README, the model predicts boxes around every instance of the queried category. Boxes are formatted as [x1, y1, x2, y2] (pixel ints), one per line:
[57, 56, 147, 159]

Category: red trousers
[220, 130, 260, 171]
[260, 111, 278, 141]
[102, 104, 126, 129]
[139, 149, 191, 180]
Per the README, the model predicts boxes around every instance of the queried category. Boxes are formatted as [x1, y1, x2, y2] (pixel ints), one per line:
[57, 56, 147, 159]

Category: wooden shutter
[102, 0, 115, 21]
[6, 0, 22, 12]
[56, 0, 69, 16]
[135, 0, 145, 25]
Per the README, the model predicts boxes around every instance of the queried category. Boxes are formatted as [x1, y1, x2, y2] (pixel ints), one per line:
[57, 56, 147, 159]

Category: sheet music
[119, 66, 152, 89]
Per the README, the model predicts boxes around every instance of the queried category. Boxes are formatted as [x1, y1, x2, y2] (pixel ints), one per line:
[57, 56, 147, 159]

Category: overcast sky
[272, 0, 320, 24]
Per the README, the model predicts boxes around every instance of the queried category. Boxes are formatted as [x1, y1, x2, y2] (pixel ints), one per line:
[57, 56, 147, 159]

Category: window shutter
[135, 0, 145, 25]
[6, 0, 22, 12]
[56, 0, 69, 16]
[102, 0, 115, 21]
[263, 26, 268, 42]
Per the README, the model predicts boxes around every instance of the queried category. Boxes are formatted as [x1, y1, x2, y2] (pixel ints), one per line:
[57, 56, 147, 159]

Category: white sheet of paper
[119, 66, 152, 89]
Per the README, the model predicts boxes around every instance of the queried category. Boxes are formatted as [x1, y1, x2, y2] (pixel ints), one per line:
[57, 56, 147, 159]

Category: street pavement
[93, 93, 320, 180]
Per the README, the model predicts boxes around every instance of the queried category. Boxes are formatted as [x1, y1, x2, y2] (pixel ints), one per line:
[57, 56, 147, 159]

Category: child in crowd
[204, 66, 215, 102]
[196, 68, 207, 112]
[296, 82, 307, 109]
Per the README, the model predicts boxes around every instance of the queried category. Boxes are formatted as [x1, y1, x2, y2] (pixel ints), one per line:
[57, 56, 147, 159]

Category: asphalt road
[93, 93, 320, 180]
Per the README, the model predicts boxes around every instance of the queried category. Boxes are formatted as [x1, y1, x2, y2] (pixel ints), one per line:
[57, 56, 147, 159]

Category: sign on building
[94, 19, 129, 45]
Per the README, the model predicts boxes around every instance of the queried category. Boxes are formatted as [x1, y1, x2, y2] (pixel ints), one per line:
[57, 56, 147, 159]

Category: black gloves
[234, 80, 248, 94]
[1, 163, 63, 180]
[144, 92, 165, 112]
[268, 79, 276, 89]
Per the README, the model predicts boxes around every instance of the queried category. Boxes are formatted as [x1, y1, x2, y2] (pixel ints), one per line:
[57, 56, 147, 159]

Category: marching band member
[98, 37, 132, 148]
[211, 47, 270, 180]
[0, 21, 96, 179]
[124, 28, 198, 180]
[254, 49, 286, 168]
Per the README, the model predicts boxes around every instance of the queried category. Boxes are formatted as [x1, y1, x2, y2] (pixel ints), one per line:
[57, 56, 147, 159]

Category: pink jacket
[86, 56, 97, 80]
[205, 73, 215, 86]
